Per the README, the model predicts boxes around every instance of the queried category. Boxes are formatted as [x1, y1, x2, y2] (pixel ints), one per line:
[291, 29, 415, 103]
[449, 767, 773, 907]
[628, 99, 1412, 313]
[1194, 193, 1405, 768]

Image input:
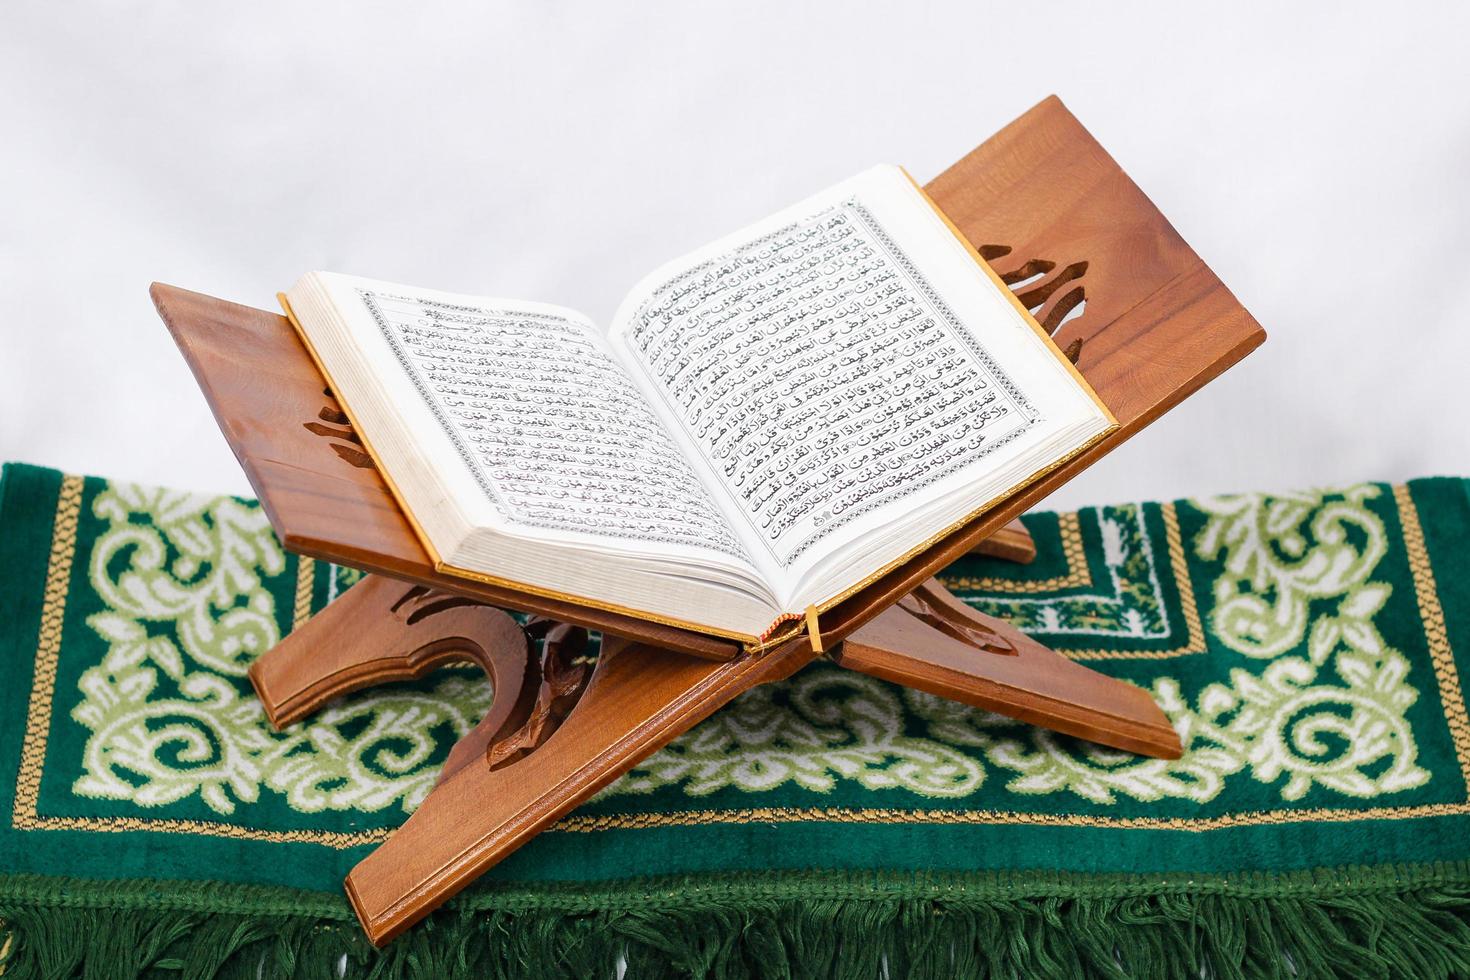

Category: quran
[283, 165, 1116, 643]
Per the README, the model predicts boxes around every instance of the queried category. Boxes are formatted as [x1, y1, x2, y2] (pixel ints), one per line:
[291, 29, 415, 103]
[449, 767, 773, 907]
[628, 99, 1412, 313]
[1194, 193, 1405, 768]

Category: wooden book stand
[151, 96, 1264, 945]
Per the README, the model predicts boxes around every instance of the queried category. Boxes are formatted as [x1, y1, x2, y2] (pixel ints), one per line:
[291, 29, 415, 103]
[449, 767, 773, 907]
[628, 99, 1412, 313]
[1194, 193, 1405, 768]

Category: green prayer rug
[3, 461, 1470, 979]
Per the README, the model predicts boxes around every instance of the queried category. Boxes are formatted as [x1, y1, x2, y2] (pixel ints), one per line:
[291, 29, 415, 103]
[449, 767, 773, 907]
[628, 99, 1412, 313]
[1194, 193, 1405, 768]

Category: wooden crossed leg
[249, 542, 1179, 945]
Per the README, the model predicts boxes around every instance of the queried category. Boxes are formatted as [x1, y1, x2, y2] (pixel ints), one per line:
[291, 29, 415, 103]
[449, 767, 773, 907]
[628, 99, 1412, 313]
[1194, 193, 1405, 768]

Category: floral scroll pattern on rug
[622, 486, 1426, 806]
[59, 474, 1441, 824]
[71, 482, 490, 818]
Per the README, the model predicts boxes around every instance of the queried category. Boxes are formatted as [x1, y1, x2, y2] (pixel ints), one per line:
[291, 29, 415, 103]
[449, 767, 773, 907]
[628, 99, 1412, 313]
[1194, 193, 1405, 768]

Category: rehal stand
[152, 97, 1264, 944]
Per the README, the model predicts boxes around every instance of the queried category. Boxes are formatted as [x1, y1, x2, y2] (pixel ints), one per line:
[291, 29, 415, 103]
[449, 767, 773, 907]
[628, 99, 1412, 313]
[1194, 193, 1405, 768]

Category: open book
[283, 166, 1115, 643]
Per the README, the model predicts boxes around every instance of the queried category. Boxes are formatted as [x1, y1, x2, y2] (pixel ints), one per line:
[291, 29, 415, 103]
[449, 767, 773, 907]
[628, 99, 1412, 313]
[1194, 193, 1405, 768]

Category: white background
[2, 2, 1467, 511]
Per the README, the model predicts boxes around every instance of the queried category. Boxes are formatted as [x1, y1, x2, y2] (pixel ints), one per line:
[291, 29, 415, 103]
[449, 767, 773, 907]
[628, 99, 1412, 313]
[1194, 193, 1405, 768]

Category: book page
[304, 276, 754, 566]
[607, 166, 1109, 604]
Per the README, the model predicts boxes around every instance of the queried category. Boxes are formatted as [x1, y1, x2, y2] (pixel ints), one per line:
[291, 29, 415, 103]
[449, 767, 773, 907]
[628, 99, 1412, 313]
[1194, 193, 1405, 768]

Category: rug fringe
[7, 869, 1470, 979]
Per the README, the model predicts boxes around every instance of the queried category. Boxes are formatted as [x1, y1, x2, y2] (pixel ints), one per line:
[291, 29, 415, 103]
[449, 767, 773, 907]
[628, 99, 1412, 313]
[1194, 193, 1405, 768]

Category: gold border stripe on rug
[1395, 483, 1470, 786]
[13, 812, 387, 847]
[13, 474, 83, 827]
[945, 505, 1205, 661]
[943, 512, 1090, 593]
[554, 799, 1470, 834]
[1061, 503, 1207, 661]
[292, 556, 316, 629]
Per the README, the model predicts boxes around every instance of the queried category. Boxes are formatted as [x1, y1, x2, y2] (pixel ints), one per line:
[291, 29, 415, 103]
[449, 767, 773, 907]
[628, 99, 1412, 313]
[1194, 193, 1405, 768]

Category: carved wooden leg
[834, 579, 1182, 759]
[251, 515, 1031, 732]
[248, 575, 532, 731]
[250, 566, 1173, 947]
[435, 618, 593, 785]
[969, 518, 1036, 563]
[344, 636, 817, 946]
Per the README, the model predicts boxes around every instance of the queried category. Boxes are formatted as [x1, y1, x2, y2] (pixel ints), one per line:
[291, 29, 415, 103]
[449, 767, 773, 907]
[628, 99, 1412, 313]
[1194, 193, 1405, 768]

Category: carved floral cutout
[303, 386, 374, 469]
[979, 244, 1088, 363]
